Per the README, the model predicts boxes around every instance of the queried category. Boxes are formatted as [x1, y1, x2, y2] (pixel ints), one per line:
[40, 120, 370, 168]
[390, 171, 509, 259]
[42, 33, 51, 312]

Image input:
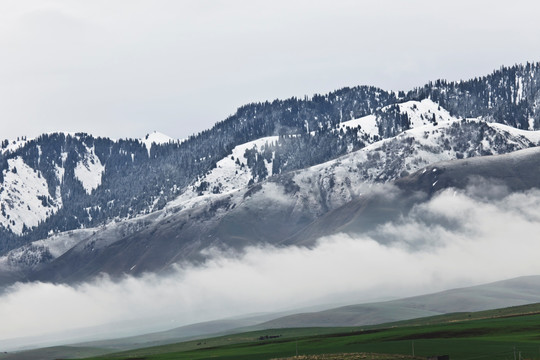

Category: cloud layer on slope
[2, 184, 540, 350]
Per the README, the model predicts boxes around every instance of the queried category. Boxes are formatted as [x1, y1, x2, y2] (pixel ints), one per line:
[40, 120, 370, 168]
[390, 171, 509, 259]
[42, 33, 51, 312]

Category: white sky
[1, 0, 540, 140]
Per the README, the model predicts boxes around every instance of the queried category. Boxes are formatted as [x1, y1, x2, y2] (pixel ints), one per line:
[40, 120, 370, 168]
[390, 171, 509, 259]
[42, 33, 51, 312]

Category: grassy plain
[78, 303, 540, 360]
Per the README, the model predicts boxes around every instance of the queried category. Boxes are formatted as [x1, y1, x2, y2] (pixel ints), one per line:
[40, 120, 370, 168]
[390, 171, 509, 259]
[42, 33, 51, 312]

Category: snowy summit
[140, 131, 175, 154]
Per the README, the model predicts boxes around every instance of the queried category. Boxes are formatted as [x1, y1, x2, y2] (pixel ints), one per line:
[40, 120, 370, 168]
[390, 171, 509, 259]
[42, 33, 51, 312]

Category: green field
[76, 303, 540, 360]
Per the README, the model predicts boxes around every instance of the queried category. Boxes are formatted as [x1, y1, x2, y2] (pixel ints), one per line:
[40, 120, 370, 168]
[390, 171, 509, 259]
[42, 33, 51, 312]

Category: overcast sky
[1, 0, 540, 140]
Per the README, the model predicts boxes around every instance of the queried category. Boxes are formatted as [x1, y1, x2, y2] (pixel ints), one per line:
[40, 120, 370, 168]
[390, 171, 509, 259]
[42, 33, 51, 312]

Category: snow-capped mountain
[0, 156, 62, 235]
[174, 98, 540, 207]
[3, 101, 540, 284]
[140, 131, 182, 155]
[2, 62, 540, 286]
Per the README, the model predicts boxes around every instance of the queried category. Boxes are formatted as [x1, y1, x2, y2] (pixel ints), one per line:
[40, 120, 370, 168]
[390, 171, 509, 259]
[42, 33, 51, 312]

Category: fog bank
[2, 186, 540, 350]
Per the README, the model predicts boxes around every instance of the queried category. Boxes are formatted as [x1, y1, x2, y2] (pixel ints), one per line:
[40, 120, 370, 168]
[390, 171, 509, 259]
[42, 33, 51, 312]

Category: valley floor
[272, 354, 424, 359]
[68, 304, 540, 360]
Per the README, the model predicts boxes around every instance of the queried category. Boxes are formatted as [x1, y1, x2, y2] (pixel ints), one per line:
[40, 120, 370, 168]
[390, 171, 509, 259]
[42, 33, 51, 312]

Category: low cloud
[2, 185, 540, 350]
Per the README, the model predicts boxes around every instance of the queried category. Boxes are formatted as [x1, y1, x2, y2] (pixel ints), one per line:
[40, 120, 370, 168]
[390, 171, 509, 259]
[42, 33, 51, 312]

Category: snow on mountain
[362, 116, 539, 180]
[50, 118, 540, 273]
[184, 100, 452, 205]
[1, 132, 80, 155]
[171, 136, 278, 204]
[0, 206, 167, 274]
[337, 99, 456, 142]
[4, 96, 540, 276]
[397, 99, 455, 127]
[338, 114, 379, 140]
[289, 117, 540, 217]
[168, 100, 540, 217]
[0, 157, 61, 235]
[74, 145, 105, 194]
[141, 131, 175, 154]
[4, 104, 540, 278]
[488, 122, 540, 144]
[0, 137, 33, 155]
[0, 228, 97, 272]
[164, 102, 540, 224]
[0, 244, 52, 272]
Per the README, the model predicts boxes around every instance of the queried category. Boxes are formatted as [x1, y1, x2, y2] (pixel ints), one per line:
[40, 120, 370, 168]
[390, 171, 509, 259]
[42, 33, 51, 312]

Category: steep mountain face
[2, 62, 540, 286]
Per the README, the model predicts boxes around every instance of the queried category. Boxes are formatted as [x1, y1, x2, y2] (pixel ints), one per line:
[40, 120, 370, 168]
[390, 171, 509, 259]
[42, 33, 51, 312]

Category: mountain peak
[143, 131, 173, 143]
[141, 131, 175, 153]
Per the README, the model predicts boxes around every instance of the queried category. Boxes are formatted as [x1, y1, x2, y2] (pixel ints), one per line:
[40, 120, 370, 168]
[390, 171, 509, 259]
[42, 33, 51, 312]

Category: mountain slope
[408, 62, 540, 130]
[255, 276, 540, 328]
[2, 62, 540, 252]
[2, 113, 540, 285]
[283, 145, 540, 247]
[0, 86, 396, 252]
[3, 62, 540, 285]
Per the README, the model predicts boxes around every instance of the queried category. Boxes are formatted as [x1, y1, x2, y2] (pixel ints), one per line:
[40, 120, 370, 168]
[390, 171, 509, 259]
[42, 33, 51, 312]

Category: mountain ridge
[3, 124, 540, 285]
[2, 62, 540, 286]
[2, 62, 540, 246]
